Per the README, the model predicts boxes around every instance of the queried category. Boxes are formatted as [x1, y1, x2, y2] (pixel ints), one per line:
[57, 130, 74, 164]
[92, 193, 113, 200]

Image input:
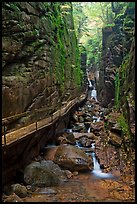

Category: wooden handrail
[2, 94, 86, 145]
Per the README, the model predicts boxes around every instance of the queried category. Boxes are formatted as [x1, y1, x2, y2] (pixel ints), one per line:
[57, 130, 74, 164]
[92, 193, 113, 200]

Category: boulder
[24, 160, 67, 187]
[53, 144, 93, 171]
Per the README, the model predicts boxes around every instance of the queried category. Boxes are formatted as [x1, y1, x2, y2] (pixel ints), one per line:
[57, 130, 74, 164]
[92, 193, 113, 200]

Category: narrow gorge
[2, 2, 135, 202]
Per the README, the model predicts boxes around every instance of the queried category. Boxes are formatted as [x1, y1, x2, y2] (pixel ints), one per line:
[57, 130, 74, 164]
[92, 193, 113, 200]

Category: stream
[2, 86, 135, 202]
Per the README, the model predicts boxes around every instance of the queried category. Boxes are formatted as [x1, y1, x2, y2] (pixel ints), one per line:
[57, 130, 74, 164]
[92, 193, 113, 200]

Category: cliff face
[2, 2, 82, 129]
[98, 3, 135, 107]
[118, 38, 135, 138]
[98, 3, 135, 145]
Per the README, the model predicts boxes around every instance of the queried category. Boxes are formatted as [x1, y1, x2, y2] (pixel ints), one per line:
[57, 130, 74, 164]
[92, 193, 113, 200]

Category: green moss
[104, 23, 115, 28]
[74, 45, 83, 87]
[114, 53, 130, 110]
[117, 113, 131, 140]
[9, 3, 20, 12]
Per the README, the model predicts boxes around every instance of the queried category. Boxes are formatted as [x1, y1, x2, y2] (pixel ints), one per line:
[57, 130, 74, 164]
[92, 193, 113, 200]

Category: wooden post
[3, 124, 6, 146]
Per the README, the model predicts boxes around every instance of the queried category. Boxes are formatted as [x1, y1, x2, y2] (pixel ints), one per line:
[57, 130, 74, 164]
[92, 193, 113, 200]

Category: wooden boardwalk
[2, 94, 86, 146]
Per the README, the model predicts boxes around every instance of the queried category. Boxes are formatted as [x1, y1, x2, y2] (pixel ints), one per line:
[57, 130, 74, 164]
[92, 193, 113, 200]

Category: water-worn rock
[64, 170, 73, 178]
[57, 132, 76, 145]
[53, 144, 92, 171]
[72, 123, 87, 133]
[43, 146, 58, 161]
[73, 132, 96, 140]
[24, 160, 67, 187]
[78, 135, 93, 147]
[11, 183, 28, 198]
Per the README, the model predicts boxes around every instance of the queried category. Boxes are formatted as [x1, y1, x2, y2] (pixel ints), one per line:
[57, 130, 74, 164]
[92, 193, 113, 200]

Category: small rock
[73, 171, 79, 176]
[64, 170, 73, 178]
[11, 183, 28, 198]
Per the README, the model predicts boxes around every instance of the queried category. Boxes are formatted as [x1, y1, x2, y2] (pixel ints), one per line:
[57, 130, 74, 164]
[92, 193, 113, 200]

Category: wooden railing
[2, 94, 86, 146]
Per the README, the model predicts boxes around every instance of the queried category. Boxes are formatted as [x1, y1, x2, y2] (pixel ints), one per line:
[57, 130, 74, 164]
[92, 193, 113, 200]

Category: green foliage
[9, 3, 20, 12]
[72, 2, 113, 70]
[117, 113, 131, 140]
[104, 23, 115, 27]
[114, 52, 130, 108]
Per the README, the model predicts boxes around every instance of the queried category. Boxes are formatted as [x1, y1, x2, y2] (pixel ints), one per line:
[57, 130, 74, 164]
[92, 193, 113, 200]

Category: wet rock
[3, 193, 23, 202]
[73, 132, 96, 140]
[64, 170, 73, 178]
[78, 135, 93, 147]
[53, 144, 93, 171]
[57, 132, 76, 145]
[11, 183, 28, 198]
[79, 116, 85, 123]
[108, 131, 122, 147]
[84, 115, 92, 122]
[73, 171, 79, 176]
[43, 146, 58, 160]
[72, 123, 86, 132]
[24, 160, 67, 187]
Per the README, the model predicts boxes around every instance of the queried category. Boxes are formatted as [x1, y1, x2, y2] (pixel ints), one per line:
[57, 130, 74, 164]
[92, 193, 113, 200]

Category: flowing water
[91, 152, 114, 179]
[87, 77, 93, 88]
[75, 134, 114, 180]
[3, 83, 135, 202]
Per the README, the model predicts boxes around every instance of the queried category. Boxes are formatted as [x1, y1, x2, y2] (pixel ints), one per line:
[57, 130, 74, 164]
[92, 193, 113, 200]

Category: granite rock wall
[2, 2, 83, 130]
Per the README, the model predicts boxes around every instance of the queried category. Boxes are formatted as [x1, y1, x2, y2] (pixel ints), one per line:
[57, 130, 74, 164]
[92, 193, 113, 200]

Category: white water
[87, 127, 91, 133]
[91, 143, 95, 149]
[75, 141, 83, 148]
[91, 152, 114, 179]
[91, 152, 101, 170]
[91, 88, 98, 102]
[96, 117, 100, 122]
[92, 116, 100, 123]
[66, 129, 73, 133]
[88, 78, 93, 88]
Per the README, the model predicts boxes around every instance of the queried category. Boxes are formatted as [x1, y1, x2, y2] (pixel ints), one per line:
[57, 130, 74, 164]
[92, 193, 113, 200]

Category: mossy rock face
[2, 2, 82, 126]
[98, 3, 135, 113]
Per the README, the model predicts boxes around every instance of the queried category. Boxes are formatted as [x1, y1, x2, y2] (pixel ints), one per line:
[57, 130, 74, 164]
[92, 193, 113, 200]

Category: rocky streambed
[2, 98, 135, 202]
